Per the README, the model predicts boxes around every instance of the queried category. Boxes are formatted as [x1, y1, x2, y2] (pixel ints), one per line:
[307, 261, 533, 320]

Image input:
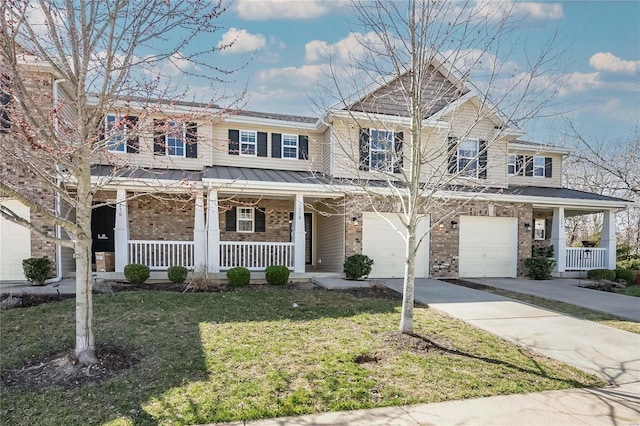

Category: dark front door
[290, 212, 312, 264]
[91, 205, 116, 262]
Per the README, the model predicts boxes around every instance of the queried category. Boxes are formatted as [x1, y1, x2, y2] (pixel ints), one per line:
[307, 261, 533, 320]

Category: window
[458, 139, 478, 177]
[533, 156, 545, 177]
[240, 130, 257, 156]
[534, 218, 546, 240]
[166, 121, 185, 157]
[370, 129, 394, 172]
[507, 154, 516, 175]
[105, 114, 127, 152]
[237, 207, 254, 232]
[282, 134, 298, 159]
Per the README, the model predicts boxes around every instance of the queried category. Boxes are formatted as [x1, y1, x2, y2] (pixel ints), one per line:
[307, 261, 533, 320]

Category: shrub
[124, 264, 150, 284]
[22, 257, 51, 285]
[617, 258, 640, 271]
[167, 266, 188, 284]
[265, 265, 290, 285]
[344, 254, 374, 280]
[524, 257, 555, 280]
[226, 267, 250, 287]
[614, 268, 635, 286]
[587, 269, 616, 281]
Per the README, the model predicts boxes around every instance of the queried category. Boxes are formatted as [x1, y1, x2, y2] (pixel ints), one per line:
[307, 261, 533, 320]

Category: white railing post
[114, 188, 129, 272]
[207, 189, 220, 273]
[601, 209, 617, 270]
[193, 192, 206, 270]
[551, 207, 566, 273]
[293, 193, 305, 273]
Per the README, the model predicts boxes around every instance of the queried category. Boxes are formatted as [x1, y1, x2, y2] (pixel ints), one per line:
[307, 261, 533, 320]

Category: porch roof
[91, 165, 203, 181]
[498, 186, 631, 203]
[203, 166, 331, 185]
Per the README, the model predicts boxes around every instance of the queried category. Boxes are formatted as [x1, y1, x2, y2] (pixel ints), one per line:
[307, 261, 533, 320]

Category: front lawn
[616, 285, 640, 298]
[1, 286, 602, 425]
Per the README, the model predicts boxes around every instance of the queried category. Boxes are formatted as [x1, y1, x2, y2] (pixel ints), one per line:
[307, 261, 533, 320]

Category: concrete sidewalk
[0, 278, 77, 295]
[467, 277, 640, 321]
[217, 383, 639, 425]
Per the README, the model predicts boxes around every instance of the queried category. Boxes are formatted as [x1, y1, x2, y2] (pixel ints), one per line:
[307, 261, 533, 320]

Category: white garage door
[362, 212, 429, 278]
[459, 216, 517, 278]
[0, 200, 32, 281]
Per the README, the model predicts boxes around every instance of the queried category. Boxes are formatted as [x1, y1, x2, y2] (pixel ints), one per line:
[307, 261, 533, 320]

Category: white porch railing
[128, 240, 195, 270]
[220, 241, 294, 271]
[565, 247, 607, 271]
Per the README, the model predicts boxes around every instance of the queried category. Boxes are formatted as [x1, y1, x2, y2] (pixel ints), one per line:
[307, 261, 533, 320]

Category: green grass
[616, 285, 640, 298]
[452, 282, 640, 334]
[1, 287, 603, 425]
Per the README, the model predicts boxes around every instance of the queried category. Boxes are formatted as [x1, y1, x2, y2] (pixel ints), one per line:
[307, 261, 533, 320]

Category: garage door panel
[0, 200, 31, 281]
[362, 212, 429, 279]
[459, 216, 517, 278]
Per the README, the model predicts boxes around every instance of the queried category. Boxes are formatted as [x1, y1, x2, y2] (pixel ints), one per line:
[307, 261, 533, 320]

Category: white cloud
[257, 64, 330, 87]
[589, 52, 640, 74]
[235, 0, 336, 20]
[218, 28, 266, 55]
[305, 32, 400, 64]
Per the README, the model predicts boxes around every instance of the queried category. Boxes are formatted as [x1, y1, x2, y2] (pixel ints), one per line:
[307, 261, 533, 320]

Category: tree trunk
[74, 178, 97, 366]
[399, 221, 417, 334]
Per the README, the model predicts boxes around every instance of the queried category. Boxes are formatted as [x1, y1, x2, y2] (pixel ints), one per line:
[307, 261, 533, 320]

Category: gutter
[44, 78, 66, 284]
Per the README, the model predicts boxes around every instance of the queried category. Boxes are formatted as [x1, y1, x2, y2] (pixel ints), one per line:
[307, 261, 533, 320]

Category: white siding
[313, 201, 344, 272]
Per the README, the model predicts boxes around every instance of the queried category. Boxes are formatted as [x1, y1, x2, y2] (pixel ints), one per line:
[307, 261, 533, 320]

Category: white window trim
[240, 130, 257, 157]
[106, 114, 127, 153]
[281, 133, 299, 160]
[166, 121, 186, 158]
[534, 218, 546, 240]
[457, 138, 479, 178]
[533, 156, 545, 178]
[237, 207, 255, 233]
[369, 129, 395, 172]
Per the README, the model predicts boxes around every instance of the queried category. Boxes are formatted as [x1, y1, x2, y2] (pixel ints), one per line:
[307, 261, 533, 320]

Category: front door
[290, 212, 312, 264]
[91, 205, 116, 263]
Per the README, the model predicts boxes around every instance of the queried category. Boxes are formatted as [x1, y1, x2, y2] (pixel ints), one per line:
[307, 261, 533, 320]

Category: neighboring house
[0, 56, 632, 281]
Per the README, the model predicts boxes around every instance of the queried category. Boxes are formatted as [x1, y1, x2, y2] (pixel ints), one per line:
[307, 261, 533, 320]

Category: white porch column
[293, 193, 305, 273]
[193, 192, 206, 270]
[551, 207, 566, 272]
[114, 188, 129, 272]
[206, 189, 220, 273]
[601, 209, 617, 269]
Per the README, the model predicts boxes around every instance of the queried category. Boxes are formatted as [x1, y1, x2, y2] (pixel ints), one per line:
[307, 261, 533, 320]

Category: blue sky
[194, 1, 639, 145]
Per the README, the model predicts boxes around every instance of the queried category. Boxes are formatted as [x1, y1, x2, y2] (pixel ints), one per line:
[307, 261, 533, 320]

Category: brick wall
[128, 195, 195, 240]
[218, 198, 292, 242]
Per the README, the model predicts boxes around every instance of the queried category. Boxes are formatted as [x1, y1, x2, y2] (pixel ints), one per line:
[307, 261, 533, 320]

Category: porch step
[553, 271, 589, 279]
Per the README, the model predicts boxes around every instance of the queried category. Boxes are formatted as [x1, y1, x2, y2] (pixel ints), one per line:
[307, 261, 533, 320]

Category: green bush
[22, 257, 51, 285]
[614, 268, 635, 286]
[265, 265, 290, 285]
[344, 254, 374, 280]
[124, 264, 150, 284]
[524, 257, 555, 280]
[617, 258, 640, 271]
[587, 269, 616, 281]
[226, 267, 250, 287]
[167, 266, 188, 284]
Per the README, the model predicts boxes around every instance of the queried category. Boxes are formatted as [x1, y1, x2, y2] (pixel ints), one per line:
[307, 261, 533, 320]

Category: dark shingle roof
[227, 110, 318, 124]
[203, 166, 330, 185]
[499, 186, 630, 203]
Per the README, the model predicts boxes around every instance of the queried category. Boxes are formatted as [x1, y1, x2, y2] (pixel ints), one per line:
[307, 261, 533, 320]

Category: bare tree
[316, 0, 563, 333]
[0, 0, 241, 364]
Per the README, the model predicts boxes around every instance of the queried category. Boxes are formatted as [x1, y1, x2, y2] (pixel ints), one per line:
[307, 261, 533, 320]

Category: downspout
[44, 78, 66, 284]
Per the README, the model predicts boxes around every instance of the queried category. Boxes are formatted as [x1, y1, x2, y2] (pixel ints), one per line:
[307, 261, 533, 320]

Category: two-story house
[1, 55, 631, 281]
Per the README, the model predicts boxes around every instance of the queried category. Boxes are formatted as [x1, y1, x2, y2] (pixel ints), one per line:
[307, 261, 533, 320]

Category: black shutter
[298, 135, 309, 160]
[393, 132, 403, 173]
[516, 155, 525, 176]
[544, 157, 552, 178]
[97, 115, 106, 143]
[125, 115, 139, 153]
[257, 131, 267, 157]
[478, 139, 487, 179]
[255, 208, 266, 232]
[447, 137, 458, 174]
[186, 122, 198, 158]
[359, 128, 370, 171]
[272, 133, 282, 158]
[228, 129, 239, 155]
[225, 207, 236, 231]
[0, 75, 11, 132]
[153, 119, 165, 155]
[525, 156, 534, 177]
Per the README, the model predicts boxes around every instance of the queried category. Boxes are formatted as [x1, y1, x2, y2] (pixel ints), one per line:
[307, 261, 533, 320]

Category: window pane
[238, 221, 253, 232]
[106, 115, 126, 152]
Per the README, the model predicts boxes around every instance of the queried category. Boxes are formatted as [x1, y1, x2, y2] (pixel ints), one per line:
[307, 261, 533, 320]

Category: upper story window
[458, 139, 479, 177]
[166, 121, 185, 157]
[447, 137, 487, 179]
[359, 128, 403, 173]
[237, 207, 254, 232]
[507, 154, 552, 178]
[282, 134, 298, 159]
[105, 114, 127, 152]
[240, 130, 257, 156]
[533, 156, 545, 177]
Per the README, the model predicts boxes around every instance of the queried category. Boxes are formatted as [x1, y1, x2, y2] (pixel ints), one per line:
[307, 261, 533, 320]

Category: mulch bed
[1, 343, 141, 391]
